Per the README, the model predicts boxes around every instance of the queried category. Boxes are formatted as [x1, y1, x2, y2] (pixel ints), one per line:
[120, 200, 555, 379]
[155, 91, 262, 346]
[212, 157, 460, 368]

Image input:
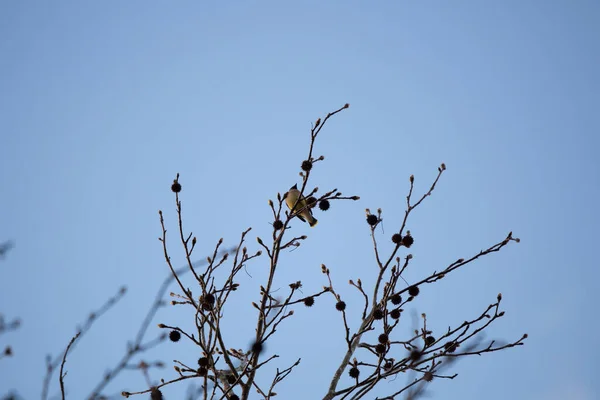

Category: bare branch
[59, 332, 80, 399]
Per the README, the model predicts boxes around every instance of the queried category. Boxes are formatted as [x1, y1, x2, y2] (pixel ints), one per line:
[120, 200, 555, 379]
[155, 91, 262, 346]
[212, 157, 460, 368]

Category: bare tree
[2, 106, 524, 399]
[115, 105, 526, 400]
[39, 257, 230, 400]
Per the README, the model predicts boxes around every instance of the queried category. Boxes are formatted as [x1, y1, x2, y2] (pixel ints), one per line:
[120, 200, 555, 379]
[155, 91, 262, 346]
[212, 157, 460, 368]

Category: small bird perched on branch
[285, 184, 318, 227]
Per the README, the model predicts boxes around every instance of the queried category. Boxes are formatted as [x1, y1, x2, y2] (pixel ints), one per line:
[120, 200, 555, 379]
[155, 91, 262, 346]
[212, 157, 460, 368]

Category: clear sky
[1, 1, 599, 399]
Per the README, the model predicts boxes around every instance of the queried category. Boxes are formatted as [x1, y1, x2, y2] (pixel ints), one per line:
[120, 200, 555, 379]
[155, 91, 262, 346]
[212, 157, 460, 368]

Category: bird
[285, 184, 318, 227]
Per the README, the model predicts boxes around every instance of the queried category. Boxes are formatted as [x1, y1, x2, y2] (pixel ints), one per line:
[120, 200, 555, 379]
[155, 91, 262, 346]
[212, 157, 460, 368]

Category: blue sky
[1, 1, 598, 399]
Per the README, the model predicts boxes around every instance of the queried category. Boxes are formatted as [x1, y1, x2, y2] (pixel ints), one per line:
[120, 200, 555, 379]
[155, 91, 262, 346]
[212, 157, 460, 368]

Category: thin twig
[42, 286, 127, 400]
[59, 332, 80, 400]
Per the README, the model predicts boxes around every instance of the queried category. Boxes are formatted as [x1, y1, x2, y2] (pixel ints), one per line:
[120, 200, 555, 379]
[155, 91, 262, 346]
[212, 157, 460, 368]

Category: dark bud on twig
[273, 219, 284, 230]
[373, 308, 384, 320]
[402, 233, 414, 248]
[344, 103, 350, 109]
[289, 281, 302, 290]
[390, 309, 401, 319]
[319, 200, 330, 211]
[301, 160, 313, 172]
[408, 285, 420, 297]
[366, 214, 378, 226]
[336, 301, 346, 311]
[410, 175, 414, 183]
[201, 293, 215, 310]
[378, 333, 389, 344]
[376, 343, 387, 355]
[251, 341, 264, 355]
[197, 366, 208, 376]
[424, 371, 434, 382]
[444, 341, 459, 353]
[349, 367, 360, 378]
[425, 336, 436, 346]
[151, 387, 163, 400]
[198, 357, 209, 367]
[304, 297, 315, 307]
[391, 233, 402, 244]
[171, 180, 182, 193]
[203, 293, 216, 305]
[409, 349, 422, 362]
[383, 361, 393, 370]
[390, 294, 402, 305]
[169, 330, 181, 342]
